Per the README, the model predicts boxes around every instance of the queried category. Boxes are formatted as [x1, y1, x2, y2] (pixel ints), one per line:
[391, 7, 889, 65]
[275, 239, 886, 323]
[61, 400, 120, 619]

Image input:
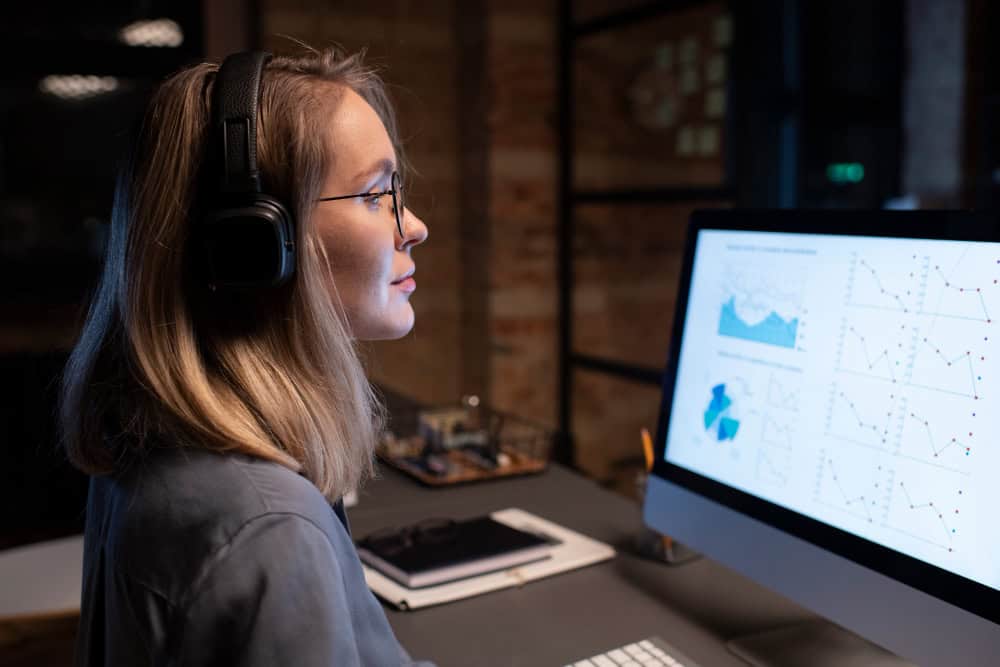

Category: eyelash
[364, 193, 386, 210]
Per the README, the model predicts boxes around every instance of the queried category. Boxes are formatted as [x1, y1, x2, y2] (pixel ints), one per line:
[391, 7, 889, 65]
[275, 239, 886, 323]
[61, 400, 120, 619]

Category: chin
[357, 307, 415, 341]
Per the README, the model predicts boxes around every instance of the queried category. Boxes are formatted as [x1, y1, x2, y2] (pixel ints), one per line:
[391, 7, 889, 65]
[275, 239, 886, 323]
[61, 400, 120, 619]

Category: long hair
[60, 47, 401, 500]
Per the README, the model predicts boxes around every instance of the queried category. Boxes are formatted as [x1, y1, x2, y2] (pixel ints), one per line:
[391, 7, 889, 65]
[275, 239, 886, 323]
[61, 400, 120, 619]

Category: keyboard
[565, 636, 700, 667]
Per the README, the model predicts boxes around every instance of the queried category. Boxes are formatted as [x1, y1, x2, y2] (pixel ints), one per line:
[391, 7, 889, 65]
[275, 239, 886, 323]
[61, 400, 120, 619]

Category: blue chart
[718, 297, 799, 348]
[718, 263, 804, 350]
[703, 384, 740, 441]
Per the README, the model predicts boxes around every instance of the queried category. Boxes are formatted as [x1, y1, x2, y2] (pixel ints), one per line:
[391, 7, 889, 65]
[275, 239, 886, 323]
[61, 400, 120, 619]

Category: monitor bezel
[651, 208, 1000, 626]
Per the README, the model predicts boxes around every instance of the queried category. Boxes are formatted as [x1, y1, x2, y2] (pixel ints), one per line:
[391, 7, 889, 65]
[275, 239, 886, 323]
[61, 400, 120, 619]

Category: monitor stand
[726, 620, 916, 667]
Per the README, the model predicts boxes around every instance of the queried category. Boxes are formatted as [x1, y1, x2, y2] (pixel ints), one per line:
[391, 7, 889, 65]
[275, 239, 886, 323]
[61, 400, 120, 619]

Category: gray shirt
[76, 445, 433, 666]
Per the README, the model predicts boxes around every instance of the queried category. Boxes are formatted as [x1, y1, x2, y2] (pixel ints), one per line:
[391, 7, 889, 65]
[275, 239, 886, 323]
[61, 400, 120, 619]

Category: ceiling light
[39, 75, 120, 100]
[119, 18, 184, 48]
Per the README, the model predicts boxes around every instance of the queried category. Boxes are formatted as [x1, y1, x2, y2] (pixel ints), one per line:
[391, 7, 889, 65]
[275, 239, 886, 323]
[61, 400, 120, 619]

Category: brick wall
[486, 0, 560, 427]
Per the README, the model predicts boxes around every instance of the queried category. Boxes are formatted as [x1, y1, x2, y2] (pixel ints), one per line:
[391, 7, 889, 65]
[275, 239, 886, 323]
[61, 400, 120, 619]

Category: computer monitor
[643, 209, 1000, 666]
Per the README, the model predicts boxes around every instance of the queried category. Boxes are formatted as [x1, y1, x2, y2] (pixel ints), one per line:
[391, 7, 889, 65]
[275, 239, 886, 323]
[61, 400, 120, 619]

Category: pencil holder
[634, 470, 701, 565]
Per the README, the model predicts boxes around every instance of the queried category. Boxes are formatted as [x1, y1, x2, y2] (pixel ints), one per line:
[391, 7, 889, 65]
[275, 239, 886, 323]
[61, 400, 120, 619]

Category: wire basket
[377, 396, 553, 486]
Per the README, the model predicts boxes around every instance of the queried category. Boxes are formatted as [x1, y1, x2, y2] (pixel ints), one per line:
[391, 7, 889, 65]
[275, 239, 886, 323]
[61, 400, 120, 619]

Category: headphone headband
[213, 51, 271, 196]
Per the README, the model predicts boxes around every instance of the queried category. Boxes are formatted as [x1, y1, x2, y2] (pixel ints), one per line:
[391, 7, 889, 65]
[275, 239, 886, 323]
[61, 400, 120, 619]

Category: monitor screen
[664, 228, 998, 595]
[645, 210, 1000, 664]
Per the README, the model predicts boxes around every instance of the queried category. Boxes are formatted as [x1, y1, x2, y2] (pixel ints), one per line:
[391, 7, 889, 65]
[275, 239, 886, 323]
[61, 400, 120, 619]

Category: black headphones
[197, 51, 295, 290]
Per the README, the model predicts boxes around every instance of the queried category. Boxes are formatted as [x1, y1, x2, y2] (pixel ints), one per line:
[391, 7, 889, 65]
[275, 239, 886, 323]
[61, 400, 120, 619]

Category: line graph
[908, 335, 984, 399]
[852, 258, 920, 313]
[755, 448, 788, 487]
[766, 374, 799, 411]
[825, 384, 901, 453]
[815, 454, 892, 524]
[884, 479, 964, 553]
[835, 318, 915, 384]
[846, 252, 998, 322]
[844, 325, 903, 381]
[904, 412, 972, 461]
[835, 316, 988, 400]
[761, 413, 794, 450]
[925, 265, 993, 323]
[898, 482, 955, 544]
[846, 253, 925, 313]
[895, 390, 978, 474]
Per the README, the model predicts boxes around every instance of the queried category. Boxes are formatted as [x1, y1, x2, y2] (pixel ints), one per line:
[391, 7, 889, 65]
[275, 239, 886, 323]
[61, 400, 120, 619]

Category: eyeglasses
[315, 170, 404, 238]
[357, 518, 458, 557]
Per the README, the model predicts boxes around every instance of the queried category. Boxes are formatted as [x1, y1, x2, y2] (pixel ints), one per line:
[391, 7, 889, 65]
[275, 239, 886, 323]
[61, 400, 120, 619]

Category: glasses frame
[358, 517, 458, 556]
[315, 171, 404, 238]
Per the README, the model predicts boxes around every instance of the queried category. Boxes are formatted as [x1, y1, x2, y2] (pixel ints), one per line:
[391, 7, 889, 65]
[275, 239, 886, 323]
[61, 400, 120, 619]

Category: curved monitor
[643, 209, 1000, 665]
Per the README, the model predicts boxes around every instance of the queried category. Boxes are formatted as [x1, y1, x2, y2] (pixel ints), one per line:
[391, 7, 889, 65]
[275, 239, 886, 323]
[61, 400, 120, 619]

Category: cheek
[314, 215, 395, 319]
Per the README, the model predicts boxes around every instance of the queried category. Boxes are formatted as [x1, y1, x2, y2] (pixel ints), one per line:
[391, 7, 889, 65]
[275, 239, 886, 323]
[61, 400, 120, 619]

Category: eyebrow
[353, 158, 395, 189]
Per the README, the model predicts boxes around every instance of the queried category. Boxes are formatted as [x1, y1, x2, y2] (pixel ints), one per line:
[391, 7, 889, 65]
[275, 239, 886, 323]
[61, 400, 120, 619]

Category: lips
[391, 268, 415, 284]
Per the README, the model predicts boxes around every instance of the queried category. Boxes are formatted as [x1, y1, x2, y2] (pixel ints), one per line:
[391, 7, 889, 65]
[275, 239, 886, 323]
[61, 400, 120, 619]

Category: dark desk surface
[349, 464, 816, 667]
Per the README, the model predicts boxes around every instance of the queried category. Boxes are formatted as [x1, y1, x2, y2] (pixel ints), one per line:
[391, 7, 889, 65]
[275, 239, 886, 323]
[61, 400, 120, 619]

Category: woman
[60, 46, 431, 665]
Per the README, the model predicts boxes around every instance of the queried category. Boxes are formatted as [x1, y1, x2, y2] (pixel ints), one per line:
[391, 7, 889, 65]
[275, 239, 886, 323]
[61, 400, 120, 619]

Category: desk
[350, 464, 817, 667]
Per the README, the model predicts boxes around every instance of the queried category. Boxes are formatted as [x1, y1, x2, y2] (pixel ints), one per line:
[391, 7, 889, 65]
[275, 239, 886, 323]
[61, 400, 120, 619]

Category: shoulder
[100, 445, 344, 604]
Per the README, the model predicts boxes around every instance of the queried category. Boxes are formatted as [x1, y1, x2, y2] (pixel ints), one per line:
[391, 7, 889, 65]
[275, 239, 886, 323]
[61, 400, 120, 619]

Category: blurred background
[0, 0, 992, 570]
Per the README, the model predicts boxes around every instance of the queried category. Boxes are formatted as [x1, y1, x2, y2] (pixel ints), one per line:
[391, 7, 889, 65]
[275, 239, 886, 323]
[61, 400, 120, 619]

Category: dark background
[0, 0, 993, 549]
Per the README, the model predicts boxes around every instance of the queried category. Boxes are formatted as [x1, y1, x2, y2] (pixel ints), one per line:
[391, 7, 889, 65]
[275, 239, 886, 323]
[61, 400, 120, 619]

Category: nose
[398, 207, 428, 249]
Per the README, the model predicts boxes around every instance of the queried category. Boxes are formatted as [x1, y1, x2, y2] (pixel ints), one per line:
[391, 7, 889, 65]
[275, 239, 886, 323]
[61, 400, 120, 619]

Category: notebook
[356, 515, 552, 589]
[361, 508, 616, 610]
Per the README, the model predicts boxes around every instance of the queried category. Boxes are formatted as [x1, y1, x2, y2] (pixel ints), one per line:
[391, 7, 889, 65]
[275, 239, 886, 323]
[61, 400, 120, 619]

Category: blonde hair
[60, 47, 401, 500]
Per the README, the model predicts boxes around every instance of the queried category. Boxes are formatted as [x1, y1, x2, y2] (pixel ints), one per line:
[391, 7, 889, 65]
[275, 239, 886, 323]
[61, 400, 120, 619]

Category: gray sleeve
[169, 513, 428, 667]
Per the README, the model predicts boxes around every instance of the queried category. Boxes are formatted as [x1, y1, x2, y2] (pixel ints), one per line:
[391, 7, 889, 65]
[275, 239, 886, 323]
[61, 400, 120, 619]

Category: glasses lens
[392, 171, 403, 237]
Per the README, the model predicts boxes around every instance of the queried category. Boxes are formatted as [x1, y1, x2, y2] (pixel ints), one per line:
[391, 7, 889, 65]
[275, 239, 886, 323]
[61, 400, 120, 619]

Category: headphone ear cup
[198, 195, 295, 289]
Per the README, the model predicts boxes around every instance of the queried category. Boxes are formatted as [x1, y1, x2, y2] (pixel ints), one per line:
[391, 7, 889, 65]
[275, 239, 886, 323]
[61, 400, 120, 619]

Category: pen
[641, 427, 675, 557]
[641, 427, 654, 471]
